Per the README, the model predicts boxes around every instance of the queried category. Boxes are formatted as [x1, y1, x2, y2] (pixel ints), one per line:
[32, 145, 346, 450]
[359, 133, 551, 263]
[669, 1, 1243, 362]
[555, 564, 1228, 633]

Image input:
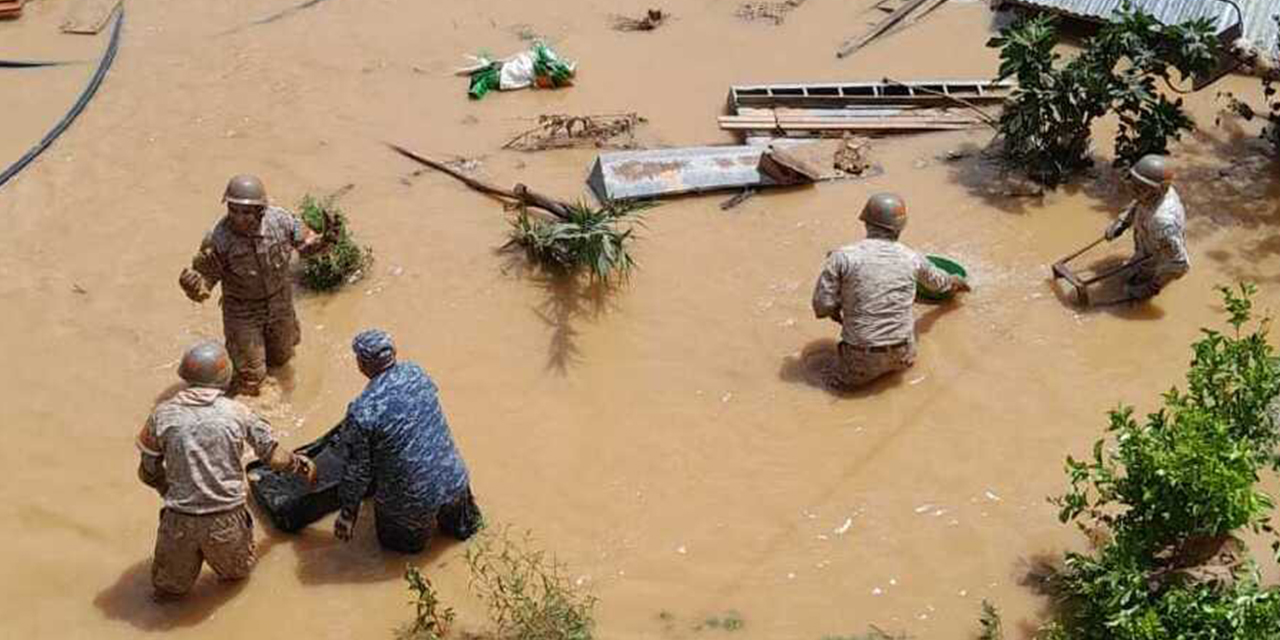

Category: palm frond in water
[507, 199, 651, 281]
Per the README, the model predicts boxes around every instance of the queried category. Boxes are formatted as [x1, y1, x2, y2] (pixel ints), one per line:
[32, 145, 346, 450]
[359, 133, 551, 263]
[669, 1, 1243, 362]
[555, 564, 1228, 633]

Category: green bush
[464, 526, 597, 640]
[297, 194, 372, 291]
[398, 565, 455, 640]
[988, 4, 1217, 186]
[1036, 284, 1280, 639]
[506, 200, 648, 282]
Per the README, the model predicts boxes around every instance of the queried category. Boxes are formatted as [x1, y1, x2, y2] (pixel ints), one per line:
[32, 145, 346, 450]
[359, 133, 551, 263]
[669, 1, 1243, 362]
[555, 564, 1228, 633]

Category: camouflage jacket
[191, 206, 304, 301]
[138, 387, 279, 515]
[812, 238, 953, 347]
[337, 363, 471, 525]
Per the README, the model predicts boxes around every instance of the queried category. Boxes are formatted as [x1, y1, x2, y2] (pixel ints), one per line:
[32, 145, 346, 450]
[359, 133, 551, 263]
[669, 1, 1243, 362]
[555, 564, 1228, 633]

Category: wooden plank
[836, 0, 932, 59]
[61, 0, 122, 34]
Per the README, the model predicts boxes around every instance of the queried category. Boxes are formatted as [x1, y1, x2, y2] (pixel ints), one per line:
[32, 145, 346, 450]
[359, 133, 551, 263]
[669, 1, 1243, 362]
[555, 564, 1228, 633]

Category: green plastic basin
[917, 255, 967, 301]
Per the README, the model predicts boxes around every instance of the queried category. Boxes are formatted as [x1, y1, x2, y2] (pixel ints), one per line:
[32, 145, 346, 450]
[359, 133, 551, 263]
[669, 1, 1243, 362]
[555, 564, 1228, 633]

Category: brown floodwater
[4, 0, 1280, 638]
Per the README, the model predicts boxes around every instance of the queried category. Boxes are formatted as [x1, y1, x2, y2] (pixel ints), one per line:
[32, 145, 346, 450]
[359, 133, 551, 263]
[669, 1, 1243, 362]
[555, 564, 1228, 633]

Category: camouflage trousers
[223, 292, 300, 395]
[152, 506, 256, 599]
[375, 487, 483, 554]
[833, 340, 917, 389]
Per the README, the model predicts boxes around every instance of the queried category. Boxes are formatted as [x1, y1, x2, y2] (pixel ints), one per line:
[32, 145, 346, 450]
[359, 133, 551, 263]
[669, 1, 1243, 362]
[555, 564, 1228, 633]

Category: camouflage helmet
[859, 192, 908, 233]
[178, 340, 233, 389]
[222, 174, 268, 206]
[1129, 154, 1174, 189]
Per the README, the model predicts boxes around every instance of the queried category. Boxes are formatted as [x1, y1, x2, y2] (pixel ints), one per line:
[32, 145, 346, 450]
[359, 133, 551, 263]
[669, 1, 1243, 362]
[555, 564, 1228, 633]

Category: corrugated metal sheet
[1002, 0, 1280, 52]
[587, 146, 786, 202]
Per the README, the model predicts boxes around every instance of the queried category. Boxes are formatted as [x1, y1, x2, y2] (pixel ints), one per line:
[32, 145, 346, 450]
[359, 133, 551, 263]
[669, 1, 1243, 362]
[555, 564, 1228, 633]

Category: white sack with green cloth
[457, 42, 576, 99]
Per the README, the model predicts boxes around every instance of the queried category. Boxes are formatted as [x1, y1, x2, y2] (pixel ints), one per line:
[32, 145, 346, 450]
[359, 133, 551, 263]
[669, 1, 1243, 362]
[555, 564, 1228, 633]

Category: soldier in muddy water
[811, 192, 971, 390]
[178, 174, 337, 397]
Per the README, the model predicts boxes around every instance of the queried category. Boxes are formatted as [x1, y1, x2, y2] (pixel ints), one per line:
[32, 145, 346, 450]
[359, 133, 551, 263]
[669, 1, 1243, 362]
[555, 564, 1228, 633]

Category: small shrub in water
[399, 565, 455, 640]
[507, 199, 648, 282]
[978, 600, 1003, 640]
[297, 194, 372, 291]
[464, 525, 597, 640]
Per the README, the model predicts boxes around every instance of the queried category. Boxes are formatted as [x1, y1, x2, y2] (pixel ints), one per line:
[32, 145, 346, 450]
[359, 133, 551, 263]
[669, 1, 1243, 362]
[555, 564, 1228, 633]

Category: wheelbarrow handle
[1058, 235, 1107, 265]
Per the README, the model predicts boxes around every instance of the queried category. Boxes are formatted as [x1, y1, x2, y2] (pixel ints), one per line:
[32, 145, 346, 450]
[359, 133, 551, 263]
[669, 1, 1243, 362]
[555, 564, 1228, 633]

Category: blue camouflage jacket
[337, 362, 470, 525]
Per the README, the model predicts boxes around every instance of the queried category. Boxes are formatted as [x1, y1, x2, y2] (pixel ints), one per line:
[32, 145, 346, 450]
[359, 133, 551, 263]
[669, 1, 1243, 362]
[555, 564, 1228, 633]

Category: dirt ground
[3, 0, 1280, 638]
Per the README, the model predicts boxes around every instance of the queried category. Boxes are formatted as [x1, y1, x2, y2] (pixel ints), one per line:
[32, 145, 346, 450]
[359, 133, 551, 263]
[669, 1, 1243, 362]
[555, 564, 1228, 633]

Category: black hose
[0, 60, 81, 68]
[0, 6, 122, 190]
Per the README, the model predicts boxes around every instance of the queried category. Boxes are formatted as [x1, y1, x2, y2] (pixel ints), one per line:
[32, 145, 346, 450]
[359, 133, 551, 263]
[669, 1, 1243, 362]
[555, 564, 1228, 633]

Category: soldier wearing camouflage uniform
[136, 341, 315, 600]
[1104, 154, 1190, 300]
[334, 330, 481, 553]
[812, 193, 970, 390]
[178, 175, 335, 396]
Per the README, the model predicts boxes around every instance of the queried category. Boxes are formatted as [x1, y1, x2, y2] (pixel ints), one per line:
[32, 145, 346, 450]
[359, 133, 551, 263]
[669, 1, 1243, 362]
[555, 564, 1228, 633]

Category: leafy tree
[989, 4, 1218, 186]
[1038, 284, 1280, 639]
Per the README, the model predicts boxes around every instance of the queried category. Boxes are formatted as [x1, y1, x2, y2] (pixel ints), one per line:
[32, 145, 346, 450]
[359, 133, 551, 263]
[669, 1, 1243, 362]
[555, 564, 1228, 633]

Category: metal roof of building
[1001, 0, 1280, 53]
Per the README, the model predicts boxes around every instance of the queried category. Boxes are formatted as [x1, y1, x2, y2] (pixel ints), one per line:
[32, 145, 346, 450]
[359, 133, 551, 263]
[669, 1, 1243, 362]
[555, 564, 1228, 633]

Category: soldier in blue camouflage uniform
[333, 330, 481, 553]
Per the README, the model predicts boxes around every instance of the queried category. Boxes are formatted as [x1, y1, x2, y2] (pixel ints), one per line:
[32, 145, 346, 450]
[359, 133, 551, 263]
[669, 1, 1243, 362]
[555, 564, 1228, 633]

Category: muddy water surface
[3, 1, 1280, 638]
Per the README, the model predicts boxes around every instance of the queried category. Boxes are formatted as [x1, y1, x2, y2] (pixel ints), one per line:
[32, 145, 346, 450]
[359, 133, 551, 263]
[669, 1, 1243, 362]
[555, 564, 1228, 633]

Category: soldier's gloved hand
[179, 269, 209, 302]
[334, 509, 356, 542]
[950, 274, 972, 293]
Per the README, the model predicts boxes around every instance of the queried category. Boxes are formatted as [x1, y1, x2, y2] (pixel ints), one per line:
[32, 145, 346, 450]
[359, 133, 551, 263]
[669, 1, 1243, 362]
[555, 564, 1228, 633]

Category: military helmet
[859, 192, 908, 233]
[1129, 154, 1174, 189]
[178, 340, 233, 389]
[222, 174, 268, 206]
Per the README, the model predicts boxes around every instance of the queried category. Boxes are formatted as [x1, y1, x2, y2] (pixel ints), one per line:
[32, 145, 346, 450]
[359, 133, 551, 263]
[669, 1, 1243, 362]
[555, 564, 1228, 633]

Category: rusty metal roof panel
[1002, 0, 1280, 51]
[587, 146, 786, 202]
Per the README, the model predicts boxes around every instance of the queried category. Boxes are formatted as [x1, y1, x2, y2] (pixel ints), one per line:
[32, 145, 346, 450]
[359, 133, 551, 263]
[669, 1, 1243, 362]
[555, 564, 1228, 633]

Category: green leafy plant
[988, 3, 1218, 186]
[1037, 284, 1280, 639]
[699, 611, 745, 632]
[399, 565, 455, 640]
[297, 194, 372, 291]
[978, 600, 1003, 640]
[506, 200, 649, 282]
[464, 525, 597, 640]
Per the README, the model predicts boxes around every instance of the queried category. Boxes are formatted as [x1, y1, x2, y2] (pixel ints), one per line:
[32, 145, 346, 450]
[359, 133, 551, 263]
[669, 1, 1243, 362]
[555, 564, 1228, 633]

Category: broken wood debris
[736, 0, 805, 25]
[504, 113, 646, 151]
[0, 0, 26, 20]
[612, 9, 667, 31]
[728, 79, 1013, 110]
[61, 0, 122, 33]
[833, 135, 872, 175]
[388, 144, 576, 221]
[837, 0, 939, 58]
[721, 79, 1009, 136]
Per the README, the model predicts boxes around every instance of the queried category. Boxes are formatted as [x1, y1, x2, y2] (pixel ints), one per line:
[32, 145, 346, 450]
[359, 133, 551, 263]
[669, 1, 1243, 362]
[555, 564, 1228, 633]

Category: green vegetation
[506, 200, 649, 282]
[698, 611, 745, 632]
[978, 600, 1003, 640]
[464, 526, 597, 640]
[399, 566, 455, 640]
[1033, 284, 1280, 639]
[297, 194, 372, 291]
[988, 4, 1218, 186]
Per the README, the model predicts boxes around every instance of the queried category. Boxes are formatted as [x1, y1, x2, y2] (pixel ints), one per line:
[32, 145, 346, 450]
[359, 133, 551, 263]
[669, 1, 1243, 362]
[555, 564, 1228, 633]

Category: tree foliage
[1038, 284, 1280, 639]
[989, 4, 1218, 186]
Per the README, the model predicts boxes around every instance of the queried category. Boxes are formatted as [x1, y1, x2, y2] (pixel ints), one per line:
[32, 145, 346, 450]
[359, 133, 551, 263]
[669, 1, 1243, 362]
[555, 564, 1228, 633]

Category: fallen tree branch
[386, 143, 574, 221]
